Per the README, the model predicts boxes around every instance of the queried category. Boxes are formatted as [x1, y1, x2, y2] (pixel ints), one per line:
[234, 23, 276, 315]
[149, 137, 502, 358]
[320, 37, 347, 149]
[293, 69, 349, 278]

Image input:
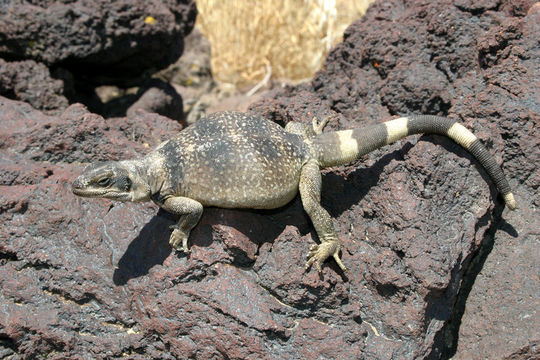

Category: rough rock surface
[0, 0, 196, 78]
[126, 80, 184, 122]
[0, 0, 196, 117]
[448, 3, 540, 358]
[0, 59, 69, 114]
[0, 1, 538, 359]
[250, 0, 539, 358]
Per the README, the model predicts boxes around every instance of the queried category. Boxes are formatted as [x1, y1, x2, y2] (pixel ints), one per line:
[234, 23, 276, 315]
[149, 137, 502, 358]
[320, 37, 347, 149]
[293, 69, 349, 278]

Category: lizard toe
[305, 240, 346, 273]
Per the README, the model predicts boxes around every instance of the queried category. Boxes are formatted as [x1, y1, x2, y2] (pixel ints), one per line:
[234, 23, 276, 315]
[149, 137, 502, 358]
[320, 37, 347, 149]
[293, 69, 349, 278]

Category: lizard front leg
[299, 158, 347, 273]
[160, 196, 203, 253]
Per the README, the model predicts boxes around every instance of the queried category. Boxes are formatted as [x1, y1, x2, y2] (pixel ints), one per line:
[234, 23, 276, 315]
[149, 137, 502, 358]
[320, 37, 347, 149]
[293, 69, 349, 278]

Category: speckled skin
[154, 112, 309, 209]
[72, 111, 516, 272]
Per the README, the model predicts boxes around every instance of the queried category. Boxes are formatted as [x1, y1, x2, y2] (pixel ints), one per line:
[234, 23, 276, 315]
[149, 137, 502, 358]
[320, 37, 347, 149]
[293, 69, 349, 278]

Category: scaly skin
[72, 111, 516, 273]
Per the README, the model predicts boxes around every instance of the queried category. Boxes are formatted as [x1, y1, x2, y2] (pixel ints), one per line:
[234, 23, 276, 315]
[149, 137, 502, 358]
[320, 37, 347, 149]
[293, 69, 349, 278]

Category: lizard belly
[179, 136, 306, 209]
[183, 161, 302, 209]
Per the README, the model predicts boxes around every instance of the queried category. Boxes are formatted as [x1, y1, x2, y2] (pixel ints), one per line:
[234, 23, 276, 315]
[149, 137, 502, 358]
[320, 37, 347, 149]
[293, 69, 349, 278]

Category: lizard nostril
[72, 179, 83, 190]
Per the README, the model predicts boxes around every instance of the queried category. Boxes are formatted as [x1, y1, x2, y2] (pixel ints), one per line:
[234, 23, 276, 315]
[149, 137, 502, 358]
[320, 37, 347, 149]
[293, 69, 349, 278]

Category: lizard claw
[305, 240, 347, 273]
[169, 228, 191, 254]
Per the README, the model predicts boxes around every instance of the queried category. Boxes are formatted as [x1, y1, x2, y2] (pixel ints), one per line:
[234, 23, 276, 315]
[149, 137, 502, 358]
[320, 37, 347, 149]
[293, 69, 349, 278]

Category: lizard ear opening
[124, 177, 132, 191]
[117, 176, 132, 192]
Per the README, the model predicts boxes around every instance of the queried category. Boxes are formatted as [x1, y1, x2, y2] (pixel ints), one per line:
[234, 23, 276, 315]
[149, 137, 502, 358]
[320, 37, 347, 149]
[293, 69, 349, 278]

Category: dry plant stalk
[196, 0, 373, 87]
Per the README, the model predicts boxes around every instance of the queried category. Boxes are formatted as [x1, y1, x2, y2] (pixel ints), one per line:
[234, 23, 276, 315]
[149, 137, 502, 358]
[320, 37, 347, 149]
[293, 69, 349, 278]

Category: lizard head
[72, 161, 151, 202]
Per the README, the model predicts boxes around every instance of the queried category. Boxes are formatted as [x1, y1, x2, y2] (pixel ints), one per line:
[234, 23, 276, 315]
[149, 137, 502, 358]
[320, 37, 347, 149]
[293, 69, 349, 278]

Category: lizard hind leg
[284, 114, 333, 138]
[299, 158, 347, 273]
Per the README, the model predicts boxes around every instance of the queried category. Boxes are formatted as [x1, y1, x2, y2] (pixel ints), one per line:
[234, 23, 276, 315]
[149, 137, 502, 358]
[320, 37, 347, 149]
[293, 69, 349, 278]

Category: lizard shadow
[113, 209, 175, 285]
[321, 147, 406, 217]
[325, 135, 512, 216]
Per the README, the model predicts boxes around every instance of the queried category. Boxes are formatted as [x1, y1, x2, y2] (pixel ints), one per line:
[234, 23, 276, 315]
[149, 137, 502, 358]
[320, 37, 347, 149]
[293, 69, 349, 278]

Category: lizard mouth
[72, 188, 131, 201]
[72, 186, 106, 197]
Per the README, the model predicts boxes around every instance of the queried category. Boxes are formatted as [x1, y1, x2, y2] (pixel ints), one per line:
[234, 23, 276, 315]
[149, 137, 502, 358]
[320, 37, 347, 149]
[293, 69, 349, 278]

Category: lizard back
[153, 112, 309, 209]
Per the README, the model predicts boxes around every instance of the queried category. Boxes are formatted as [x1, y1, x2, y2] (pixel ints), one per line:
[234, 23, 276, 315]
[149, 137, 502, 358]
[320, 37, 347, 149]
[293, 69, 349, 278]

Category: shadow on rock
[321, 148, 403, 216]
[441, 204, 505, 359]
[113, 209, 175, 285]
[75, 78, 184, 121]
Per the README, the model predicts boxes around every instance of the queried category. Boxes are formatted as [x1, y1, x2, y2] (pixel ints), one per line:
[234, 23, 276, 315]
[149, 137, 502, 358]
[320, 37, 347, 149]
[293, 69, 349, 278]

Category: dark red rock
[127, 80, 184, 122]
[0, 97, 182, 163]
[1, 0, 538, 358]
[0, 0, 197, 79]
[448, 3, 540, 359]
[0, 0, 196, 118]
[250, 0, 538, 358]
[451, 186, 539, 359]
[0, 59, 69, 114]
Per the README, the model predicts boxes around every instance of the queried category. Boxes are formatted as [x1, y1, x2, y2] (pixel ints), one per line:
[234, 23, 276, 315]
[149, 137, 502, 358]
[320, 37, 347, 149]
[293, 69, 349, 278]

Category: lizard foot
[305, 240, 347, 273]
[169, 226, 191, 254]
[311, 115, 333, 134]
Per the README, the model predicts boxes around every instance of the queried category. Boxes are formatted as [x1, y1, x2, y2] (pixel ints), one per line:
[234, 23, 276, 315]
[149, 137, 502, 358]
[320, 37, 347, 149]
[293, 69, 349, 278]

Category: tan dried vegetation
[196, 0, 373, 88]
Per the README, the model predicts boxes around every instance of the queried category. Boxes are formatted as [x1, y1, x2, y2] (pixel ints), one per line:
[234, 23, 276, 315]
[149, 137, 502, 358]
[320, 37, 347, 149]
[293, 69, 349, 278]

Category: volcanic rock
[0, 0, 196, 79]
[0, 0, 538, 358]
[0, 58, 69, 114]
[0, 0, 196, 117]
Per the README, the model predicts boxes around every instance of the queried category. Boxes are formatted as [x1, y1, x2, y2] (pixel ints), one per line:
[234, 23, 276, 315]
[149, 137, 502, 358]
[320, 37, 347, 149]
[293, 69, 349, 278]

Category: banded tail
[312, 115, 517, 210]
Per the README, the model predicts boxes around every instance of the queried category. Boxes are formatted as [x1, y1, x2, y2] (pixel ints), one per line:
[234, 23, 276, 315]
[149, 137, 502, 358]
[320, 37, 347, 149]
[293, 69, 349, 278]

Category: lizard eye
[96, 177, 111, 187]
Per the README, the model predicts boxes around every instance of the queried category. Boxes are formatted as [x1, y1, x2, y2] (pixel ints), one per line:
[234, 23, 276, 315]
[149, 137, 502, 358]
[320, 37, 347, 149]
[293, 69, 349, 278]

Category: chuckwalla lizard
[72, 112, 516, 272]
